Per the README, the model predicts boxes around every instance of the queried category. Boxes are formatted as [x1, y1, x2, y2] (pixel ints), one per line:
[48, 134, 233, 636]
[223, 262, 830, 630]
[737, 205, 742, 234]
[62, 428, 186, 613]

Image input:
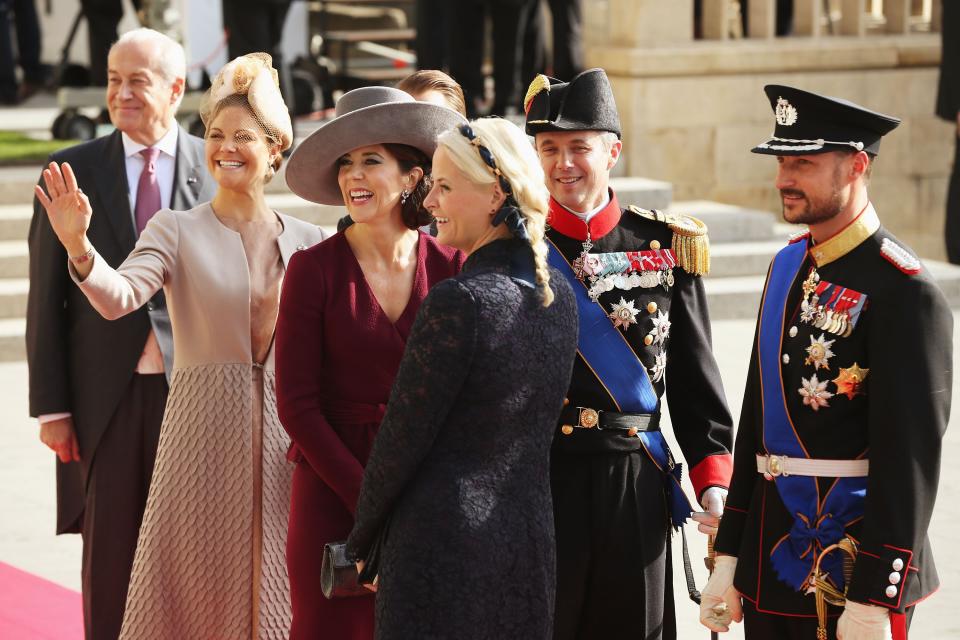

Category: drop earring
[401, 189, 410, 205]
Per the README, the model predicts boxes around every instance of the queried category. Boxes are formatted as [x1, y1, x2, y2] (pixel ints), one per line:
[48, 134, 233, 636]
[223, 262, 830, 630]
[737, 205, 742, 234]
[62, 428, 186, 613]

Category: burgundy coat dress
[275, 230, 463, 640]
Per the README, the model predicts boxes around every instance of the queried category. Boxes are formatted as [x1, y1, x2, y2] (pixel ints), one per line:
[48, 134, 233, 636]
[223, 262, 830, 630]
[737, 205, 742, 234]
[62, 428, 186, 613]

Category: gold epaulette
[627, 205, 711, 276]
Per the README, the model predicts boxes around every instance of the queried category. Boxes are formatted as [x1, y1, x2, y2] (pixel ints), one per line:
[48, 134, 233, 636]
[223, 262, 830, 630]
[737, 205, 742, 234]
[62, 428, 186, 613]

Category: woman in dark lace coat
[346, 118, 578, 639]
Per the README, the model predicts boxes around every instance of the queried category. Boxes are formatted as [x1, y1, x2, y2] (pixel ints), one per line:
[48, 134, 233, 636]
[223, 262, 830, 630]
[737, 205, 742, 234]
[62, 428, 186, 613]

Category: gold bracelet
[69, 247, 94, 264]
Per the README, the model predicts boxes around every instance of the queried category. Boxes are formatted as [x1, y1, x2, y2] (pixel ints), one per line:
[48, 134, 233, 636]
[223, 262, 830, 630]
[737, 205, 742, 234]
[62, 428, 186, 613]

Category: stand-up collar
[547, 190, 621, 241]
[809, 203, 880, 267]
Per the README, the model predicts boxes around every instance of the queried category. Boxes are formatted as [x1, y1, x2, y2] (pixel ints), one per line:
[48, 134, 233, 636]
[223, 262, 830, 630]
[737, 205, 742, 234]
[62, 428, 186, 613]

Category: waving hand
[34, 161, 93, 257]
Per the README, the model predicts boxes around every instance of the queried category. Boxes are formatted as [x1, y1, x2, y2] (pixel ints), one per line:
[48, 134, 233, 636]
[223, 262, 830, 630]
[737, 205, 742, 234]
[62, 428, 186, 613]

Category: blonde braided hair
[436, 118, 554, 306]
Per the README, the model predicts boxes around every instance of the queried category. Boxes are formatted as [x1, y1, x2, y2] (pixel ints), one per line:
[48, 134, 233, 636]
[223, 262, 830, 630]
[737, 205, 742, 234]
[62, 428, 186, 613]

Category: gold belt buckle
[578, 407, 600, 429]
[766, 454, 788, 477]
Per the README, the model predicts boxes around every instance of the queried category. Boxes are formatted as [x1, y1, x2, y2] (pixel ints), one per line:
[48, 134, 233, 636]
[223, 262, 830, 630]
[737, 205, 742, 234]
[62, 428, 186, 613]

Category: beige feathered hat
[200, 53, 293, 151]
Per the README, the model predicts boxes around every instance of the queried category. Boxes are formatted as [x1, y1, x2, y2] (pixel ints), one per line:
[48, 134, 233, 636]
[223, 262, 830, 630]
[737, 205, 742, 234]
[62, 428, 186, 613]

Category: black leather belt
[558, 406, 659, 436]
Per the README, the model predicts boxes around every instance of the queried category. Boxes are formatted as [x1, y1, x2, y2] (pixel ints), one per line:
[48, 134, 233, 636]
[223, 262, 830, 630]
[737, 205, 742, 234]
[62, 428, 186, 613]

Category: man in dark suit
[26, 28, 214, 640]
[702, 86, 951, 639]
[937, 0, 960, 264]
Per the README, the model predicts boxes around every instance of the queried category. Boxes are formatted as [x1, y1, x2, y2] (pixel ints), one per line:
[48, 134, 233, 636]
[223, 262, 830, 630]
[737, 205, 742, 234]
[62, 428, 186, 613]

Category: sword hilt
[704, 534, 716, 574]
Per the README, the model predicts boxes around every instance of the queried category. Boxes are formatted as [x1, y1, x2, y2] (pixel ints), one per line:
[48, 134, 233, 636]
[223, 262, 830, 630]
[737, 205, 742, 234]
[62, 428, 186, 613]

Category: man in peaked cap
[525, 68, 735, 640]
[701, 85, 952, 639]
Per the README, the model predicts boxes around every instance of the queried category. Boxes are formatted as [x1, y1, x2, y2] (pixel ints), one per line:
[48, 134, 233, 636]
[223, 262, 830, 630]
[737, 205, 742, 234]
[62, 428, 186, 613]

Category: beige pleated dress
[71, 203, 325, 639]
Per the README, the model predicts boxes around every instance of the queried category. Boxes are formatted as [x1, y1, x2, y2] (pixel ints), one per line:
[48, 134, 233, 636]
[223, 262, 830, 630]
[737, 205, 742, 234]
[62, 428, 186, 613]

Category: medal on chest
[571, 231, 594, 280]
[799, 269, 867, 337]
[580, 247, 677, 302]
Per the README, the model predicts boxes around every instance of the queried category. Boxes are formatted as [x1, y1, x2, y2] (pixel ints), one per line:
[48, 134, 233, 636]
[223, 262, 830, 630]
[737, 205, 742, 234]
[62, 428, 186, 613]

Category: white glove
[691, 486, 727, 536]
[699, 555, 743, 633]
[836, 601, 892, 640]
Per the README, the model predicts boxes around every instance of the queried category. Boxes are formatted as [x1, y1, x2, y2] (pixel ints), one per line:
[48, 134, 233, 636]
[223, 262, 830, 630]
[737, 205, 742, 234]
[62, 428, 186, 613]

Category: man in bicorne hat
[701, 86, 952, 639]
[524, 68, 735, 640]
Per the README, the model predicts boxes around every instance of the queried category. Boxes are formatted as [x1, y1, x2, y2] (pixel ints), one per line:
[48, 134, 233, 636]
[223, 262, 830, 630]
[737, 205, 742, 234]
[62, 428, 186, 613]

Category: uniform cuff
[847, 544, 915, 612]
[689, 453, 733, 498]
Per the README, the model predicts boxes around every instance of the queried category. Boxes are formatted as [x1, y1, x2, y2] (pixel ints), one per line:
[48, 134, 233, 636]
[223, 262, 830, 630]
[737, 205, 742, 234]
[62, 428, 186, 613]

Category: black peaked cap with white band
[752, 85, 900, 156]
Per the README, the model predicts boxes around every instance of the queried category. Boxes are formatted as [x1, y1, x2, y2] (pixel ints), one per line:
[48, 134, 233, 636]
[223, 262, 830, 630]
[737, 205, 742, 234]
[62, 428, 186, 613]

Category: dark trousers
[947, 134, 960, 264]
[415, 0, 451, 71]
[0, 0, 42, 99]
[448, 0, 534, 116]
[80, 0, 124, 86]
[222, 0, 292, 98]
[546, 0, 583, 81]
[80, 373, 166, 640]
[521, 0, 547, 90]
[551, 449, 675, 640]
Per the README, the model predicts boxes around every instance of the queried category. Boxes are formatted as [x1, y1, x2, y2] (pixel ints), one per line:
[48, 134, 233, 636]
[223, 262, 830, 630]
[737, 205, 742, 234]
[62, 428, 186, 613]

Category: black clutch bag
[320, 520, 389, 599]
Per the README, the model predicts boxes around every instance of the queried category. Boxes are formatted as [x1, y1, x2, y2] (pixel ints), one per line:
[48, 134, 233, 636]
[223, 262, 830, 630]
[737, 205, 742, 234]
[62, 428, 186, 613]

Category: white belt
[756, 454, 869, 478]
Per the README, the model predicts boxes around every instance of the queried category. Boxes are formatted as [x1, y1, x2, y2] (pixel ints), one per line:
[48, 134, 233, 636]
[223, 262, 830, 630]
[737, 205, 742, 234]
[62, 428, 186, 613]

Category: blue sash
[758, 240, 867, 591]
[547, 240, 692, 527]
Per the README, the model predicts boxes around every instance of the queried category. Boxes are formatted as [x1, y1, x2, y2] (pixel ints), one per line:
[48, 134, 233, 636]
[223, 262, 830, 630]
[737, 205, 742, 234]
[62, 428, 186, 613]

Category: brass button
[650, 240, 661, 250]
[626, 427, 638, 437]
[579, 408, 599, 428]
[643, 334, 654, 346]
[647, 301, 658, 314]
[561, 425, 574, 435]
[563, 397, 570, 406]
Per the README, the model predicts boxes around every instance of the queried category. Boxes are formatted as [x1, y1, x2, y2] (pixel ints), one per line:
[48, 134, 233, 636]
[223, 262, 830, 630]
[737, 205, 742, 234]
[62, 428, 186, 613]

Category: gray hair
[110, 28, 186, 89]
[599, 131, 619, 151]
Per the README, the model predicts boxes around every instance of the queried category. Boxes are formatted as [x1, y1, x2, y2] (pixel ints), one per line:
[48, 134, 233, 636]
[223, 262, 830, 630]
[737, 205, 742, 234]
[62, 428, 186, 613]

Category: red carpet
[0, 562, 82, 639]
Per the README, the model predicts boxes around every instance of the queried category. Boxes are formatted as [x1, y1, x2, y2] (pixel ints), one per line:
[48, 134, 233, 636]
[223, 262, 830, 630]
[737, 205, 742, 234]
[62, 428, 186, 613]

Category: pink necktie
[135, 147, 161, 235]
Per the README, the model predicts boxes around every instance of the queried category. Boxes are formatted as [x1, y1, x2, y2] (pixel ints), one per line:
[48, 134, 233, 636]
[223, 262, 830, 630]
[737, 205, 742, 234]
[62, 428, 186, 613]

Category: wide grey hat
[285, 86, 467, 205]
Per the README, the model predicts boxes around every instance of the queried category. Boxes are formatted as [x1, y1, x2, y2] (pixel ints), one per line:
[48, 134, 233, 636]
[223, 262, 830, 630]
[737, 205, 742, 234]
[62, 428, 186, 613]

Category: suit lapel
[94, 130, 137, 254]
[171, 125, 207, 210]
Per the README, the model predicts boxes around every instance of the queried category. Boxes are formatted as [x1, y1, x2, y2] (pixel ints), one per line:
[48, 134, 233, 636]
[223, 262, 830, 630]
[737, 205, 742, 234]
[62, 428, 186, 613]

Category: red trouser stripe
[890, 612, 908, 640]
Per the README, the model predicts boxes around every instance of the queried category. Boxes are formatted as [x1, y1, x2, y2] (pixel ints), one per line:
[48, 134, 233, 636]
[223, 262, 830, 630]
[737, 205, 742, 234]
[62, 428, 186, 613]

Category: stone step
[0, 318, 25, 362]
[0, 279, 28, 319]
[704, 259, 960, 320]
[668, 200, 782, 243]
[0, 241, 29, 278]
[0, 205, 32, 243]
[709, 240, 786, 278]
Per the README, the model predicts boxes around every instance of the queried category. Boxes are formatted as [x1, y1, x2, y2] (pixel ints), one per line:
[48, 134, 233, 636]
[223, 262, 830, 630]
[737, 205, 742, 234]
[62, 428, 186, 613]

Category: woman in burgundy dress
[275, 87, 466, 639]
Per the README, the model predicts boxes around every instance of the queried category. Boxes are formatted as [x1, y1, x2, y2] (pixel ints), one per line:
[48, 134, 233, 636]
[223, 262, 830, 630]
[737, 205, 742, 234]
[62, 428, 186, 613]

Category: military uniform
[713, 86, 953, 639]
[526, 69, 734, 640]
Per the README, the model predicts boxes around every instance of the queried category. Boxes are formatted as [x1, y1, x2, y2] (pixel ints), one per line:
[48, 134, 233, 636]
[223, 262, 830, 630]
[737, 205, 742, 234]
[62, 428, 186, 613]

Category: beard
[780, 164, 846, 226]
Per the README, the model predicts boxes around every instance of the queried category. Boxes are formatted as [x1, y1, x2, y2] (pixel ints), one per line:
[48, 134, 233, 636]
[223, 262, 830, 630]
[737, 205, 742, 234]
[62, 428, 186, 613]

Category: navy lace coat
[347, 238, 578, 639]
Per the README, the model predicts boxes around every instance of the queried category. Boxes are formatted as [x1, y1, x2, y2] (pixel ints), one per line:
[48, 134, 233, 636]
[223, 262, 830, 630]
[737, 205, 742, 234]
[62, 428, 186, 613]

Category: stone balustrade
[701, 0, 938, 40]
[581, 0, 951, 260]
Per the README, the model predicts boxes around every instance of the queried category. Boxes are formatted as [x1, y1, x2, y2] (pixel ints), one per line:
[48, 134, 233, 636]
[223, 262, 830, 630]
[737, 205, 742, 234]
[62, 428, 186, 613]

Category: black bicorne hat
[752, 85, 900, 156]
[524, 68, 622, 139]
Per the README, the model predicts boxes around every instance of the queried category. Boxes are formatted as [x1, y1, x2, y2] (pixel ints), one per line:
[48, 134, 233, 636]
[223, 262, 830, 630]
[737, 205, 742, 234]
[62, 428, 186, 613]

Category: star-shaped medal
[649, 310, 671, 346]
[799, 374, 833, 411]
[804, 333, 835, 370]
[650, 350, 667, 383]
[833, 363, 869, 400]
[609, 297, 640, 330]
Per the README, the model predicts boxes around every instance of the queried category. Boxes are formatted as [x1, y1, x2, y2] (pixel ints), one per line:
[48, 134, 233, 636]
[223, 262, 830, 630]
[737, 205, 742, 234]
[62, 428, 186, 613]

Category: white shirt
[563, 191, 611, 223]
[122, 124, 179, 220]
